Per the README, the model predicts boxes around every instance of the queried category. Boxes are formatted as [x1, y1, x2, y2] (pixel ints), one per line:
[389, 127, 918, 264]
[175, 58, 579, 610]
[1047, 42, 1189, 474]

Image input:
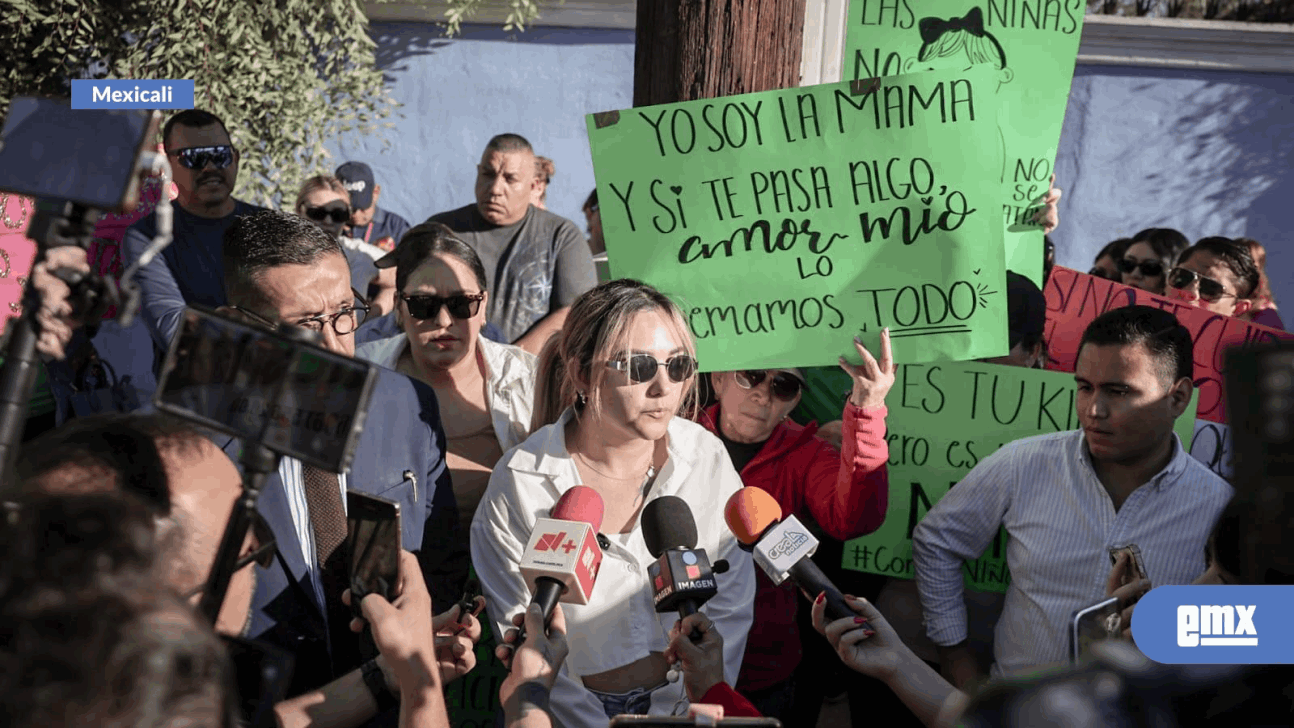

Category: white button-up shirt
[471, 409, 756, 728]
[912, 429, 1233, 678]
[356, 334, 537, 453]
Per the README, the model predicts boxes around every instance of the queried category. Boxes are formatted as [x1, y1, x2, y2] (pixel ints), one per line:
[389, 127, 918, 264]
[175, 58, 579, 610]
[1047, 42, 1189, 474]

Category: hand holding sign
[840, 327, 897, 410]
[1031, 174, 1061, 235]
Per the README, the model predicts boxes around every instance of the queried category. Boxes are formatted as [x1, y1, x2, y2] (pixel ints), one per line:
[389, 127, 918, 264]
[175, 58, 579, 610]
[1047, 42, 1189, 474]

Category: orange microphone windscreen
[724, 487, 783, 545]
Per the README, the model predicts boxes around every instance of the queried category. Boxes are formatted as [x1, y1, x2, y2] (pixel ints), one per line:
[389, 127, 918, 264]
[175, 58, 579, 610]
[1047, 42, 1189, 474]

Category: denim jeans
[589, 682, 668, 719]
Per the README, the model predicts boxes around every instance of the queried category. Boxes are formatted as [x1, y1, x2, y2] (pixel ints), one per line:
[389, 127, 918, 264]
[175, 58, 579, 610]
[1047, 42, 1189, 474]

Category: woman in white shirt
[355, 221, 537, 537]
[471, 279, 757, 727]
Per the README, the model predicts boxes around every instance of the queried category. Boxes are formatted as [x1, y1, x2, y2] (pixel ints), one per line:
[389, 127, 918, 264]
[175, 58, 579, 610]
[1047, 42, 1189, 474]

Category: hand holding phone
[1108, 545, 1149, 586]
[1105, 547, 1152, 644]
[347, 491, 401, 620]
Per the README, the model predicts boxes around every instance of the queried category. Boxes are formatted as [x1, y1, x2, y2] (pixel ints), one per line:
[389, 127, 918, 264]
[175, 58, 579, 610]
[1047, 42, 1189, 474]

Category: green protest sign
[844, 0, 1085, 286]
[587, 68, 1009, 371]
[796, 361, 1198, 592]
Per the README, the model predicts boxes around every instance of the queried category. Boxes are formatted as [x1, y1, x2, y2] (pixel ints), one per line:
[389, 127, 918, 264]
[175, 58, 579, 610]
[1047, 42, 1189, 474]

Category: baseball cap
[1006, 271, 1046, 349]
[335, 161, 375, 210]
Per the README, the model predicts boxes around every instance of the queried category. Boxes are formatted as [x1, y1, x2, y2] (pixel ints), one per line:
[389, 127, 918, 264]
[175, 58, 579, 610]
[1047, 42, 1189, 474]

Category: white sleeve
[469, 470, 610, 728]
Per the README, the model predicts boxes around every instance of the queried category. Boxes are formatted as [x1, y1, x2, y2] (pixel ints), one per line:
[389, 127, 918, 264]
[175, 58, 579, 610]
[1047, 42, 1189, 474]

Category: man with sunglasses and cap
[335, 161, 411, 254]
[1165, 236, 1260, 319]
[123, 109, 269, 362]
[696, 333, 896, 723]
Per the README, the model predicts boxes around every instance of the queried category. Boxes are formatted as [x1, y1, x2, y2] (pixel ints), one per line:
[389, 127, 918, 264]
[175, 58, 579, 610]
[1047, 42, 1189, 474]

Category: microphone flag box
[648, 548, 717, 613]
[753, 515, 820, 586]
[519, 517, 602, 604]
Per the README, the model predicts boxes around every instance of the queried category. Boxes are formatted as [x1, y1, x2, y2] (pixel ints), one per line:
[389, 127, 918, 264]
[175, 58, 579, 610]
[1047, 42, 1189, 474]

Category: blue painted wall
[1054, 65, 1294, 310]
[329, 22, 636, 233]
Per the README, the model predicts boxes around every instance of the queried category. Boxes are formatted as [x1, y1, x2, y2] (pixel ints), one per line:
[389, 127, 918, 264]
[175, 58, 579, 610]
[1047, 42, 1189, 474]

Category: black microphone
[641, 496, 718, 643]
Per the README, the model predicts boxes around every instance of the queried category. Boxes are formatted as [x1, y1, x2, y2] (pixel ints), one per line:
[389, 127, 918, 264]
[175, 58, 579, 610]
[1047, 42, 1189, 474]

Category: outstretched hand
[840, 328, 896, 410]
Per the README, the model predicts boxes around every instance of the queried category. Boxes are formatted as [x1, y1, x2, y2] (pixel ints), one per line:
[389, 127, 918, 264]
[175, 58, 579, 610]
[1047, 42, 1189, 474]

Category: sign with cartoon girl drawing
[846, 0, 1085, 286]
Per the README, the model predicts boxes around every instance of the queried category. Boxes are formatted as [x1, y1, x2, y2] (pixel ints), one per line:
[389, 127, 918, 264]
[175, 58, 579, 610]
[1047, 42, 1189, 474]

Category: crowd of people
[1, 106, 1288, 728]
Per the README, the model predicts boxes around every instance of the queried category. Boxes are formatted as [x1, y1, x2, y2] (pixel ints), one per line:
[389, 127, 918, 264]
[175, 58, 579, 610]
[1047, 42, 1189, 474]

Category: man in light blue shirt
[913, 305, 1233, 687]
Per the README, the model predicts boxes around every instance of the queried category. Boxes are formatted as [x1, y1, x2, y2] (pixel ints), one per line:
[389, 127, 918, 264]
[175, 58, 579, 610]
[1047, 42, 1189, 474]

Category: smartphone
[1070, 596, 1120, 664]
[154, 306, 377, 473]
[347, 491, 401, 619]
[608, 719, 782, 727]
[220, 634, 295, 728]
[0, 97, 158, 211]
[1109, 544, 1149, 586]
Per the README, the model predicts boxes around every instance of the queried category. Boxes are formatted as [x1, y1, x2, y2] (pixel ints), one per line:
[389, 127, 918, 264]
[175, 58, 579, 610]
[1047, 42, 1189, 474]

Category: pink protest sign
[1043, 266, 1292, 423]
[0, 194, 37, 328]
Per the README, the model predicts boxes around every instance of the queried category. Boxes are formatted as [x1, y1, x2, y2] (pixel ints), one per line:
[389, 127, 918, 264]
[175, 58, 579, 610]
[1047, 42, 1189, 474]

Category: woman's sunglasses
[401, 292, 485, 320]
[304, 203, 350, 224]
[734, 370, 804, 401]
[606, 354, 698, 384]
[172, 145, 235, 170]
[1117, 258, 1165, 278]
[1168, 267, 1234, 303]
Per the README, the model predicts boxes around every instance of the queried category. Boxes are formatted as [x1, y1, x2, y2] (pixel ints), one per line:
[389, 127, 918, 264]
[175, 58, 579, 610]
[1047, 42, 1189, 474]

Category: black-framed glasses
[171, 145, 235, 170]
[607, 353, 697, 384]
[734, 370, 804, 401]
[1168, 267, 1235, 303]
[231, 288, 370, 337]
[400, 292, 485, 321]
[1088, 267, 1120, 282]
[1117, 258, 1164, 278]
[183, 512, 277, 600]
[304, 203, 350, 224]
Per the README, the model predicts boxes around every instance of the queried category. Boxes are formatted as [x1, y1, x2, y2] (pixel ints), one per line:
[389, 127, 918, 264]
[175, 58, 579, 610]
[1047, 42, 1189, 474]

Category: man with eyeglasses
[696, 335, 896, 723]
[123, 110, 269, 369]
[218, 210, 477, 723]
[1165, 236, 1260, 319]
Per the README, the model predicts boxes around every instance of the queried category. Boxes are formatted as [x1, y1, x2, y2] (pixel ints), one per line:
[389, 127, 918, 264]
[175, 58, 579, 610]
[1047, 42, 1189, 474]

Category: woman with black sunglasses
[355, 221, 538, 725]
[697, 333, 895, 723]
[1118, 228, 1189, 295]
[471, 279, 757, 727]
[293, 175, 397, 316]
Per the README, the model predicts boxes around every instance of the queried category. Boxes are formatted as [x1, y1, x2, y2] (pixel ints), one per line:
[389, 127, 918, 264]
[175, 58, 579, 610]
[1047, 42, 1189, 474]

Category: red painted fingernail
[816, 592, 826, 605]
[854, 617, 867, 624]
[864, 630, 876, 637]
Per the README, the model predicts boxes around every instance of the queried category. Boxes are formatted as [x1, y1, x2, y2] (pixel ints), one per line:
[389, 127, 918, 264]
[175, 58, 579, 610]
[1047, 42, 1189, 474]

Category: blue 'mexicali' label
[71, 80, 194, 110]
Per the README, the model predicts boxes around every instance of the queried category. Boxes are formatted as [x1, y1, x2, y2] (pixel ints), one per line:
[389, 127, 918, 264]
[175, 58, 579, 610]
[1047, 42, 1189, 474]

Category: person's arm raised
[803, 330, 897, 540]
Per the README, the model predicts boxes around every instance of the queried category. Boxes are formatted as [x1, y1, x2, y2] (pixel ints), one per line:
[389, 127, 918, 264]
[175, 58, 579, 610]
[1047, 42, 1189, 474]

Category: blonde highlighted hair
[529, 279, 699, 433]
[294, 174, 350, 213]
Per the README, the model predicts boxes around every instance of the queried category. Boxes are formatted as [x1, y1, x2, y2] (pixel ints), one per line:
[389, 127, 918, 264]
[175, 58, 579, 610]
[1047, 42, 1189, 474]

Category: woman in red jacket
[700, 330, 895, 724]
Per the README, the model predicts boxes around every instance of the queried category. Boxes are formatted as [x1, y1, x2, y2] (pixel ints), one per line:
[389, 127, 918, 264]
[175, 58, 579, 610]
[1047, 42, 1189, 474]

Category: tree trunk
[634, 0, 807, 107]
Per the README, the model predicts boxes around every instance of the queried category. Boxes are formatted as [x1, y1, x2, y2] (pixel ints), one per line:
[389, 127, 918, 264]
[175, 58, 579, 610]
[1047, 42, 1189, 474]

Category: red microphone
[516, 486, 605, 642]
